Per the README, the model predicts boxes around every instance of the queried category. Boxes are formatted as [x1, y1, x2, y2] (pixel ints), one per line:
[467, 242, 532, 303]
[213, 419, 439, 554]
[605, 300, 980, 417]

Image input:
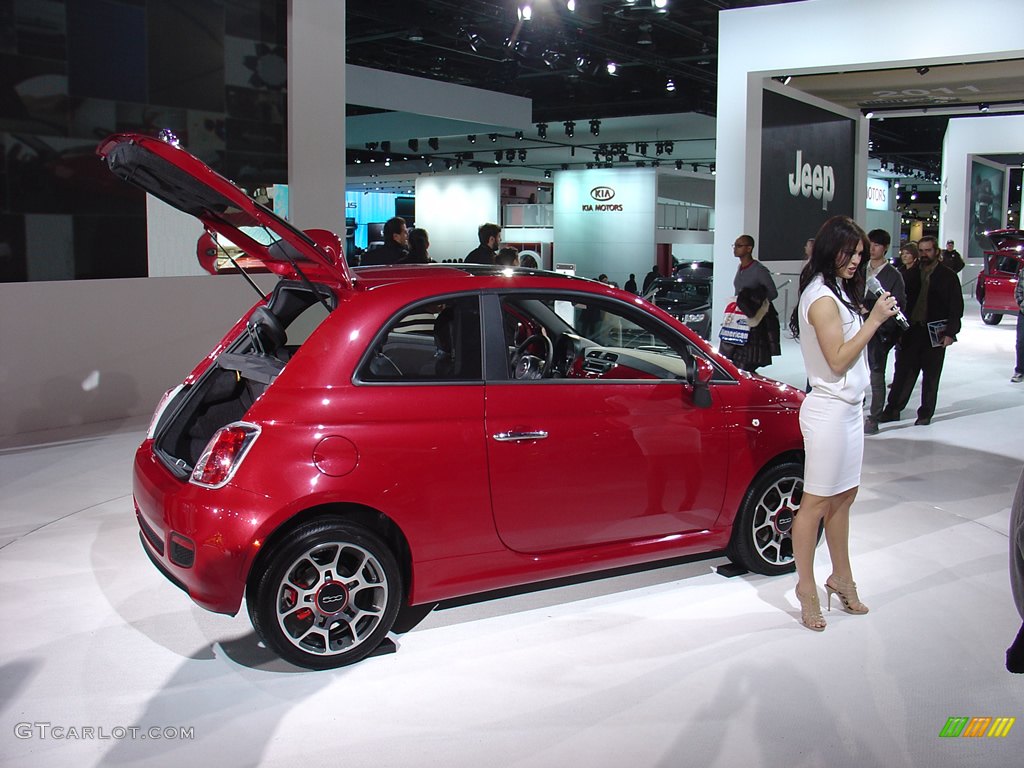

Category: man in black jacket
[361, 217, 409, 265]
[464, 222, 501, 264]
[879, 235, 964, 426]
[863, 229, 906, 434]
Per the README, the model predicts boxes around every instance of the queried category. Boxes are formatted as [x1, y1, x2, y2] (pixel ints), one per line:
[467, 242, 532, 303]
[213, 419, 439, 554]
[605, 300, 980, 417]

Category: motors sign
[583, 186, 623, 212]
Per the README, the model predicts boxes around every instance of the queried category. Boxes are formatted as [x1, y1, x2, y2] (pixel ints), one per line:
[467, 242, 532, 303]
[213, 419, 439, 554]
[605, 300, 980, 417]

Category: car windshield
[652, 280, 711, 305]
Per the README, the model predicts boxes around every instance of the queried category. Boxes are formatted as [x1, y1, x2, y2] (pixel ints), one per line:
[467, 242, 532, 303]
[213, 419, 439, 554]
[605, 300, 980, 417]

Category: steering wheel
[512, 333, 554, 379]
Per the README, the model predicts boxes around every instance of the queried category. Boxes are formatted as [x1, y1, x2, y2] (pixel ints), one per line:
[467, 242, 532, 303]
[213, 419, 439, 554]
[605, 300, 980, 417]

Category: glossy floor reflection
[1, 310, 1022, 767]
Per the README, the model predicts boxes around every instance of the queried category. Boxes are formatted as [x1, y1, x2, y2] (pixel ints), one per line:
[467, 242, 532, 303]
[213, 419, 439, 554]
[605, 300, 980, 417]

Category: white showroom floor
[1, 307, 1022, 768]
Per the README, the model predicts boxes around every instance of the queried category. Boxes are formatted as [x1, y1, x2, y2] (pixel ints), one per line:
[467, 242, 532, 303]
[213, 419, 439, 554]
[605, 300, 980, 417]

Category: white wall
[553, 168, 657, 284]
[942, 114, 1024, 252]
[414, 175, 501, 262]
[715, 0, 1024, 334]
[0, 274, 275, 441]
[147, 196, 207, 277]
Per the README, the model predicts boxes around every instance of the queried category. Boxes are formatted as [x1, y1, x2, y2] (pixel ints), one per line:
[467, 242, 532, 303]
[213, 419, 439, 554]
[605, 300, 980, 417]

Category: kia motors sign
[583, 185, 623, 212]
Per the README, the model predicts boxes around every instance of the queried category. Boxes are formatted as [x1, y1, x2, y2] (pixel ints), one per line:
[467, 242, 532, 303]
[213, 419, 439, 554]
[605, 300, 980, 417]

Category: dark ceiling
[346, 0, 800, 121]
[344, 1, 1023, 181]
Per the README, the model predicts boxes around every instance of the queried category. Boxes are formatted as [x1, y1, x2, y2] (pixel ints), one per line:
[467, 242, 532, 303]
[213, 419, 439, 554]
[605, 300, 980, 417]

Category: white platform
[1, 309, 1022, 767]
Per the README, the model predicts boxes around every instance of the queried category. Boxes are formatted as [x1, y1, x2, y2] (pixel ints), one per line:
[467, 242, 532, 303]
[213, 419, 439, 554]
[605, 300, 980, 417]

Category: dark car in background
[975, 229, 1024, 325]
[644, 261, 714, 338]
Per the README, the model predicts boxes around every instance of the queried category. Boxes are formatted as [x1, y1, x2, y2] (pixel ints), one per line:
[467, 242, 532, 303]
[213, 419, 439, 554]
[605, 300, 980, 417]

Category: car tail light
[146, 384, 184, 439]
[190, 422, 261, 489]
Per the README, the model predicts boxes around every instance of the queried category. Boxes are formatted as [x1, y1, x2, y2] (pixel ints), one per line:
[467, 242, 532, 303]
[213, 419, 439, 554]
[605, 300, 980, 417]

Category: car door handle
[493, 430, 549, 442]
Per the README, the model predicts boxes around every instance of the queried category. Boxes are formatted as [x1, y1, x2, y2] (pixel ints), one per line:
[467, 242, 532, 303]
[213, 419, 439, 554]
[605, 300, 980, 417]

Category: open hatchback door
[97, 132, 351, 289]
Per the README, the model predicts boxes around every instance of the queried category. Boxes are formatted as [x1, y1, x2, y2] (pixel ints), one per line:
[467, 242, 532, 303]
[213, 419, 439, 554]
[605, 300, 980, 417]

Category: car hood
[96, 132, 351, 288]
[984, 228, 1024, 254]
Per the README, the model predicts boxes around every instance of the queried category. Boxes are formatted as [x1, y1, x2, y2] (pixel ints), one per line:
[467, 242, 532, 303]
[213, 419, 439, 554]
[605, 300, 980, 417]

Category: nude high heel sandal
[796, 589, 826, 631]
[825, 577, 869, 614]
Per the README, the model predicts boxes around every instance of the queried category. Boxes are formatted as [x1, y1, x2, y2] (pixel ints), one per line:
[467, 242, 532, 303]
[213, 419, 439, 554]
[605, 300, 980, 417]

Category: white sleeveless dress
[798, 275, 869, 496]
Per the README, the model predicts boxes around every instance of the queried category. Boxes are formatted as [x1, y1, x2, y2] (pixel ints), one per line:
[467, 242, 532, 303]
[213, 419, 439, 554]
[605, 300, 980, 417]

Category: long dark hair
[789, 215, 869, 338]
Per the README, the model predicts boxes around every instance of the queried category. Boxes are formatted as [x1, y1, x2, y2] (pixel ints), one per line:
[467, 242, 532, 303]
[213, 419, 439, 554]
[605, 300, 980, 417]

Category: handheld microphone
[865, 275, 909, 331]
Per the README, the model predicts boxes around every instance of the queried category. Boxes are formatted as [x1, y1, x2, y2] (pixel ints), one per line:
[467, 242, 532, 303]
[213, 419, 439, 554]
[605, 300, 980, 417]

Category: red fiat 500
[100, 133, 806, 669]
[975, 228, 1023, 325]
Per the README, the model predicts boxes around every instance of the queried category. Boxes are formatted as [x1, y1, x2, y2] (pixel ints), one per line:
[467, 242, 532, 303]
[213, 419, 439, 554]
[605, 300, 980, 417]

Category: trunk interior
[152, 281, 335, 476]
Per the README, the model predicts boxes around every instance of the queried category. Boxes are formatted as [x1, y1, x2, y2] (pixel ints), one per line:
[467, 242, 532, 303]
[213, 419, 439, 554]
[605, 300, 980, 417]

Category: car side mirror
[691, 356, 713, 409]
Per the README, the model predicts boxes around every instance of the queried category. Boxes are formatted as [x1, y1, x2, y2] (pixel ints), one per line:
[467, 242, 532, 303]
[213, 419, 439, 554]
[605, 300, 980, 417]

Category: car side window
[500, 293, 691, 381]
[361, 296, 481, 382]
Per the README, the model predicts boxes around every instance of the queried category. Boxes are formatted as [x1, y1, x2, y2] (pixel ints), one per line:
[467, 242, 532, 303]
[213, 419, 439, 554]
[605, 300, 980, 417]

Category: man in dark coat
[863, 229, 906, 434]
[879, 235, 964, 426]
[361, 217, 409, 265]
[464, 222, 501, 264]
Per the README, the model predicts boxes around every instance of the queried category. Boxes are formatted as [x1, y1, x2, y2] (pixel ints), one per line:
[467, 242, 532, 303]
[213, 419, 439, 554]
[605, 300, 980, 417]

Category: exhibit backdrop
[759, 90, 856, 261]
[967, 158, 1007, 260]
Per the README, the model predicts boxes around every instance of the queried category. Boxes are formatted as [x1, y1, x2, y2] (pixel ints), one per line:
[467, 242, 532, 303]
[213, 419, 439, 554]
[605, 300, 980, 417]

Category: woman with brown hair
[789, 216, 899, 631]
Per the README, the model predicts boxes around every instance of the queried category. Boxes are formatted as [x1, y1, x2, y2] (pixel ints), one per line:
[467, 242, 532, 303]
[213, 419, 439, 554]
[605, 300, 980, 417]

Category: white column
[287, 0, 346, 232]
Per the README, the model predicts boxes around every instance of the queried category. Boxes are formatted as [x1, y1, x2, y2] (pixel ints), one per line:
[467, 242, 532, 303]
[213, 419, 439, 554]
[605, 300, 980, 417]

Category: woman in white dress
[790, 216, 899, 631]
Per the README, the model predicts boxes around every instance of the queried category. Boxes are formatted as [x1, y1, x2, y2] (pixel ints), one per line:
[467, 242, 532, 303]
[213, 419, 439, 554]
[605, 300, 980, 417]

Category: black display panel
[759, 90, 856, 261]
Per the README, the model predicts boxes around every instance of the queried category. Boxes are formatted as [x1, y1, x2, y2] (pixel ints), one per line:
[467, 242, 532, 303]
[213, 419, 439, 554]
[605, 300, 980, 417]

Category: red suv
[975, 229, 1024, 325]
[100, 133, 807, 669]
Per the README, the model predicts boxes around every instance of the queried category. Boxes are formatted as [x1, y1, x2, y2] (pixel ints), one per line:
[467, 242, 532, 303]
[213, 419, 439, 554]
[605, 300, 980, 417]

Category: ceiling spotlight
[544, 169, 552, 179]
[494, 150, 502, 163]
[636, 160, 645, 168]
[541, 49, 563, 68]
[381, 141, 391, 153]
[515, 131, 524, 141]
[517, 3, 532, 21]
[408, 139, 419, 151]
[561, 163, 569, 171]
[606, 61, 618, 76]
[468, 134, 477, 143]
[407, 28, 424, 43]
[488, 133, 498, 142]
[666, 78, 675, 92]
[462, 29, 483, 53]
[365, 142, 378, 151]
[979, 103, 990, 112]
[675, 160, 682, 170]
[518, 149, 527, 161]
[619, 154, 629, 163]
[566, 0, 576, 11]
[564, 120, 575, 137]
[773, 75, 792, 85]
[656, 142, 664, 156]
[537, 122, 547, 139]
[444, 159, 452, 170]
[428, 137, 439, 150]
[589, 119, 601, 136]
[710, 164, 716, 175]
[915, 66, 930, 76]
[864, 110, 874, 119]
[692, 164, 698, 172]
[476, 164, 484, 174]
[637, 23, 653, 46]
[505, 149, 515, 162]
[425, 157, 433, 167]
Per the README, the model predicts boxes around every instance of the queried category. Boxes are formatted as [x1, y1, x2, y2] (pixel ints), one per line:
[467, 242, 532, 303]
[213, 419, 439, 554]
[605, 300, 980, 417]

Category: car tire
[981, 309, 1003, 325]
[726, 461, 809, 576]
[248, 519, 403, 669]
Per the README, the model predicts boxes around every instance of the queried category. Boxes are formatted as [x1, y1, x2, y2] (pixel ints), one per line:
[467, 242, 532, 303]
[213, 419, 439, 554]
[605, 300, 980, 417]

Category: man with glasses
[879, 235, 964, 426]
[718, 234, 780, 372]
